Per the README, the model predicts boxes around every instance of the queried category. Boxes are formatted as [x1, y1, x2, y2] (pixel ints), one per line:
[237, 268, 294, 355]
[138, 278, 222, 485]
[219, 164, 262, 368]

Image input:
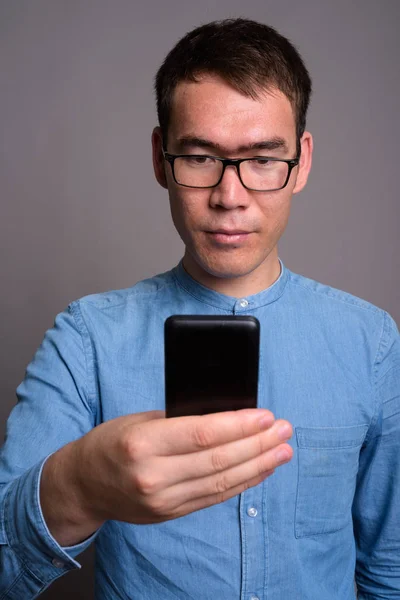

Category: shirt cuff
[4, 454, 100, 583]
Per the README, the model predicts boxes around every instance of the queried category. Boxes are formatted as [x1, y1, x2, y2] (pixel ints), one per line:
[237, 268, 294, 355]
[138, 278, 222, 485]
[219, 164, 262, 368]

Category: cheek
[169, 189, 206, 228]
[275, 199, 291, 227]
[260, 195, 292, 235]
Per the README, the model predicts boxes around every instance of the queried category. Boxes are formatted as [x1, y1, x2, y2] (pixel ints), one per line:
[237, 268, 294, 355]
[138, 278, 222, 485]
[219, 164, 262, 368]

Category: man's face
[152, 74, 312, 289]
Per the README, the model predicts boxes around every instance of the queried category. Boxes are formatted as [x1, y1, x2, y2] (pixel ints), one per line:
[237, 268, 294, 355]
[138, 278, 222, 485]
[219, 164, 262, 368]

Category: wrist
[40, 439, 104, 546]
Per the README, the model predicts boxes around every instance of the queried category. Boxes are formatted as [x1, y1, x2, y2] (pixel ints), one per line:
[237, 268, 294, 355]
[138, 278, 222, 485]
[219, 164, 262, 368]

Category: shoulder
[71, 268, 177, 312]
[284, 268, 398, 351]
[287, 269, 385, 316]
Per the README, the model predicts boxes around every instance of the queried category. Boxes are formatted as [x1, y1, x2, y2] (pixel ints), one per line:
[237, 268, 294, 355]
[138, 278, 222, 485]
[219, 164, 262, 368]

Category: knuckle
[214, 473, 230, 495]
[191, 422, 215, 449]
[215, 490, 228, 504]
[134, 470, 160, 497]
[239, 418, 248, 440]
[241, 479, 252, 493]
[147, 495, 167, 517]
[257, 431, 266, 455]
[120, 433, 148, 462]
[216, 478, 251, 505]
[210, 447, 229, 473]
[258, 456, 271, 476]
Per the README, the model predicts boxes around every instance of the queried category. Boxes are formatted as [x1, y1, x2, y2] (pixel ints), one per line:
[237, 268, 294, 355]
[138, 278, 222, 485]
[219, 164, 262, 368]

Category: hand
[74, 408, 293, 526]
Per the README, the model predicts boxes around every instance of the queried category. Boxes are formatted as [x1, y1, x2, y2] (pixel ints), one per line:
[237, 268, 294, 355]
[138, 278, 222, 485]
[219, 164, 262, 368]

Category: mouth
[205, 229, 252, 244]
[211, 229, 250, 235]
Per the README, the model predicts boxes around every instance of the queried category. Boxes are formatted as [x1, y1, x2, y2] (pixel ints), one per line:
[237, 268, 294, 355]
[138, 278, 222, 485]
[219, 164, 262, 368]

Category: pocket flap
[296, 424, 368, 449]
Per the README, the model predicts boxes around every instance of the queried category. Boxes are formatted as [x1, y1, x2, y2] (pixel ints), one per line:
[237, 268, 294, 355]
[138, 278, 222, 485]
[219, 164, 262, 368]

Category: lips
[208, 229, 251, 235]
[205, 229, 252, 245]
[210, 229, 249, 235]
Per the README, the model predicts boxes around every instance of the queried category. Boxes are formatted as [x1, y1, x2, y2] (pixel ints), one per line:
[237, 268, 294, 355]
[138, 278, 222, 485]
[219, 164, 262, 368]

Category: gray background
[1, 1, 399, 598]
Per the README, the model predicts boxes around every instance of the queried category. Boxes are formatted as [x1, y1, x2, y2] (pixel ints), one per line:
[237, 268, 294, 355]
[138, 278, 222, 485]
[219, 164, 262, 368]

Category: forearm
[40, 439, 104, 547]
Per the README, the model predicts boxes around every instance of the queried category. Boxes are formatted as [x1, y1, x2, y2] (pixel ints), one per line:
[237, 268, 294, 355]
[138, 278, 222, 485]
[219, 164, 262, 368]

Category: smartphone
[165, 315, 260, 417]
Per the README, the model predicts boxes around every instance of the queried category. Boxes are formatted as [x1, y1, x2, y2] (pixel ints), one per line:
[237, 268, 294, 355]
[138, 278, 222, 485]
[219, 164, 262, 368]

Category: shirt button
[247, 507, 258, 517]
[239, 299, 248, 308]
[52, 558, 65, 569]
[250, 596, 260, 600]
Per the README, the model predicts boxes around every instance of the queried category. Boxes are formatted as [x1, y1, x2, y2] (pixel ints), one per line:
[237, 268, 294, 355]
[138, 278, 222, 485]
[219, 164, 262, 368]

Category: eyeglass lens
[173, 156, 290, 190]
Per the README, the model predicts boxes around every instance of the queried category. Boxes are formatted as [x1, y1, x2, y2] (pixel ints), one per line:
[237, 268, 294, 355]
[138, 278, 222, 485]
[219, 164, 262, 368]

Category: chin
[195, 253, 258, 280]
[184, 234, 274, 283]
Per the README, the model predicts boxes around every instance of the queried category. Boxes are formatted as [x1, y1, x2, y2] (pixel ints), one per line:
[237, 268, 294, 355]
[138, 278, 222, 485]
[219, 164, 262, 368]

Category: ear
[292, 131, 313, 195]
[151, 126, 168, 189]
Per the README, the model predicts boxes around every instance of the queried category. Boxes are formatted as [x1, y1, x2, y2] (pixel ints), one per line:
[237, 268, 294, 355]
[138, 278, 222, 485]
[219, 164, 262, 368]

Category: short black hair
[155, 18, 312, 154]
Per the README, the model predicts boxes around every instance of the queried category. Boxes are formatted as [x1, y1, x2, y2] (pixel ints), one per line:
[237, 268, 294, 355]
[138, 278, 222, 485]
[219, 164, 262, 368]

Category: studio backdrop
[1, 1, 399, 598]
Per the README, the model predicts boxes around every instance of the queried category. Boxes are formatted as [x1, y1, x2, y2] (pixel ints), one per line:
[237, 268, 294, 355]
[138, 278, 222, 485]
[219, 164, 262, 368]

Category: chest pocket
[295, 424, 368, 538]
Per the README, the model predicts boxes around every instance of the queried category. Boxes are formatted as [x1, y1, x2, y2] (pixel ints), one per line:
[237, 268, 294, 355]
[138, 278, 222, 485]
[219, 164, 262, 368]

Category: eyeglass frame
[162, 149, 300, 192]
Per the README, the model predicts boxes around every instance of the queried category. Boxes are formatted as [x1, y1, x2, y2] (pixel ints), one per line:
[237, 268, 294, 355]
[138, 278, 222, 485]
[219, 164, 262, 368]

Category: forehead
[168, 74, 296, 152]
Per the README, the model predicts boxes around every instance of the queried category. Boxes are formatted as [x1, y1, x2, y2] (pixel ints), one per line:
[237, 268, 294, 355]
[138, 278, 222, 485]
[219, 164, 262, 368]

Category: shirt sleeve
[0, 301, 99, 598]
[353, 311, 400, 598]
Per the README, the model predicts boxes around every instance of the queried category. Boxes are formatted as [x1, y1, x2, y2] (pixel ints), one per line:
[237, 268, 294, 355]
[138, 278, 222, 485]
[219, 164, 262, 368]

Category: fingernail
[259, 413, 274, 429]
[277, 423, 292, 441]
[276, 448, 291, 463]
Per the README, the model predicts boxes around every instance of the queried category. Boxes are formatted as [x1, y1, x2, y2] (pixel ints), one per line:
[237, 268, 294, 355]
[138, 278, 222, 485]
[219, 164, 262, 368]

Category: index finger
[139, 409, 275, 456]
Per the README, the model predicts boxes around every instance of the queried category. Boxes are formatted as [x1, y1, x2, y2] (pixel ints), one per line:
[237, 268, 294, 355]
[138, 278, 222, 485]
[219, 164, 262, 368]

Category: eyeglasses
[163, 150, 299, 192]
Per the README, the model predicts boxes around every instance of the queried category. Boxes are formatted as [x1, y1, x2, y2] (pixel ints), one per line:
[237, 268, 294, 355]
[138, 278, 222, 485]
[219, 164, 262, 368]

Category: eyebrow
[174, 136, 289, 154]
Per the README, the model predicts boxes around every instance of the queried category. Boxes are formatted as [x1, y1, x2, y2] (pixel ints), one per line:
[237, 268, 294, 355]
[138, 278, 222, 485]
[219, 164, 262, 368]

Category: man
[0, 18, 399, 600]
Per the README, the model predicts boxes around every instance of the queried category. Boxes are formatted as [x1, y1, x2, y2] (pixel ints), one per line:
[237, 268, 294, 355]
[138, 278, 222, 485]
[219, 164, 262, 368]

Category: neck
[182, 250, 282, 298]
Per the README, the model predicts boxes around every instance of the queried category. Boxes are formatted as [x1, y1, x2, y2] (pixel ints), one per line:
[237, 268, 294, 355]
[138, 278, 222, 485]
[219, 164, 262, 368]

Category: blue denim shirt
[1, 259, 399, 599]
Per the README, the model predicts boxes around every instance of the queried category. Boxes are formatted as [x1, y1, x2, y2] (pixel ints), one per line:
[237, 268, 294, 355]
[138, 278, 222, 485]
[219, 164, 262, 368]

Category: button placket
[240, 483, 265, 599]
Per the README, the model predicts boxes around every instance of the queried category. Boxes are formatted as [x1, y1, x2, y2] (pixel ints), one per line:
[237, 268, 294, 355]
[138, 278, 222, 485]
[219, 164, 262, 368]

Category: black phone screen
[165, 315, 259, 417]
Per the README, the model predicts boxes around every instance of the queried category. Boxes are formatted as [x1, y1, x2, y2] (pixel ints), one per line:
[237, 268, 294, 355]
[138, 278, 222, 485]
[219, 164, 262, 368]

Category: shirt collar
[172, 257, 288, 312]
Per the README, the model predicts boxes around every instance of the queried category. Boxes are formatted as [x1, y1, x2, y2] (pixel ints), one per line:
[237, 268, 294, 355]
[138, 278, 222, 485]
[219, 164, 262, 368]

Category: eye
[186, 156, 212, 164]
[247, 158, 278, 171]
[252, 158, 271, 166]
[182, 155, 216, 168]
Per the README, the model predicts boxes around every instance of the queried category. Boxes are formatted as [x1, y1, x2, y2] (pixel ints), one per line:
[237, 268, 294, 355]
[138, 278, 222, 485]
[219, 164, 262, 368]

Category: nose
[209, 164, 250, 210]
